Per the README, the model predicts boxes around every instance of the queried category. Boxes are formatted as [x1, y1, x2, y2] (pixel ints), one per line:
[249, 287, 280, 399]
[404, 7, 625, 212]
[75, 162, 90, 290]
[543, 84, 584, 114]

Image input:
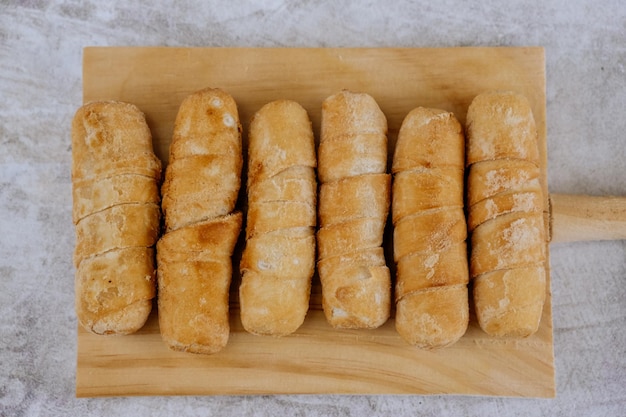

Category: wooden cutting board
[76, 47, 555, 397]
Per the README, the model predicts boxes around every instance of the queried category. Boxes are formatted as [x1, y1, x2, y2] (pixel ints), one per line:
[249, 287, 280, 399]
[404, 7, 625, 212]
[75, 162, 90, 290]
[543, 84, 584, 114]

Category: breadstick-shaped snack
[392, 107, 469, 349]
[317, 90, 391, 329]
[157, 88, 242, 354]
[239, 100, 316, 336]
[71, 101, 161, 335]
[466, 91, 546, 337]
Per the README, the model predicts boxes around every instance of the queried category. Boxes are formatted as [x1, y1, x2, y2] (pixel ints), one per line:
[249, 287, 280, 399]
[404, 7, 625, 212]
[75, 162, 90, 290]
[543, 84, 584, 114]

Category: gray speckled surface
[1, 0, 625, 415]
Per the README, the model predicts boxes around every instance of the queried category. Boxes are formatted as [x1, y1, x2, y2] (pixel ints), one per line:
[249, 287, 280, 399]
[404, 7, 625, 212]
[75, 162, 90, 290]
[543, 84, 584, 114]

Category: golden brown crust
[317, 133, 388, 183]
[161, 88, 242, 233]
[317, 247, 390, 328]
[317, 247, 387, 280]
[71, 101, 161, 335]
[157, 88, 242, 354]
[156, 213, 242, 353]
[168, 88, 241, 161]
[320, 90, 388, 140]
[391, 107, 468, 349]
[320, 264, 391, 329]
[72, 173, 160, 224]
[239, 273, 311, 336]
[245, 201, 315, 239]
[392, 207, 467, 262]
[317, 91, 391, 329]
[395, 242, 468, 302]
[157, 259, 232, 354]
[466, 91, 546, 338]
[468, 189, 543, 231]
[391, 168, 463, 224]
[247, 166, 316, 209]
[240, 228, 315, 279]
[473, 266, 546, 337]
[240, 100, 316, 336]
[161, 154, 241, 233]
[156, 213, 243, 263]
[318, 174, 390, 228]
[392, 107, 464, 173]
[317, 217, 386, 261]
[470, 212, 546, 277]
[156, 213, 240, 351]
[73, 203, 160, 267]
[466, 91, 539, 166]
[395, 285, 469, 349]
[71, 101, 161, 181]
[466, 159, 541, 207]
[75, 247, 156, 335]
[247, 100, 316, 186]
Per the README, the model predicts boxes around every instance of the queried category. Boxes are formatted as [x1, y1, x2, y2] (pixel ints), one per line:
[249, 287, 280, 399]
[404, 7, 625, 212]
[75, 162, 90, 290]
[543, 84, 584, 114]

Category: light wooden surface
[77, 47, 554, 397]
[550, 194, 626, 242]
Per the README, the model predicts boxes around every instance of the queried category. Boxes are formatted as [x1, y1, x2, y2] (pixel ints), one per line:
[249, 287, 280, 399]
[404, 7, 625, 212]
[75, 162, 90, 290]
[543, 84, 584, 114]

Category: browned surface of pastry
[239, 100, 316, 336]
[157, 88, 242, 354]
[466, 91, 546, 337]
[391, 107, 469, 349]
[71, 101, 161, 335]
[317, 90, 391, 329]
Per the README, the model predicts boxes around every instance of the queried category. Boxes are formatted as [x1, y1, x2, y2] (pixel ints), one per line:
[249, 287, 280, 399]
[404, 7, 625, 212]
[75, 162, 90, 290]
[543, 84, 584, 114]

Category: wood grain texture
[550, 193, 626, 242]
[77, 47, 554, 397]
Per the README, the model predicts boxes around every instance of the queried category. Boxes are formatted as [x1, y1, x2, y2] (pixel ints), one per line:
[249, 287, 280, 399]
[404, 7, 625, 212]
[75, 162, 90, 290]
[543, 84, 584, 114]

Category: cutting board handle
[549, 193, 626, 242]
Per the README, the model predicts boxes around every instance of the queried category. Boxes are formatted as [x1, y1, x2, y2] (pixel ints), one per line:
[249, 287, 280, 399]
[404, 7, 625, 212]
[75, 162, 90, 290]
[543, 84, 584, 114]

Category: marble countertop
[1, 1, 624, 415]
